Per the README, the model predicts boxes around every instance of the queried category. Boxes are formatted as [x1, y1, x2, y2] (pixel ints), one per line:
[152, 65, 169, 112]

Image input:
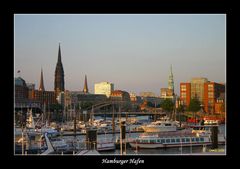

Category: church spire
[83, 75, 89, 93]
[168, 64, 174, 94]
[58, 43, 62, 63]
[54, 43, 65, 96]
[39, 68, 45, 91]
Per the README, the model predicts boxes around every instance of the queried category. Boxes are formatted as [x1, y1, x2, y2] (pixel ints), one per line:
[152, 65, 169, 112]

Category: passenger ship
[129, 127, 225, 149]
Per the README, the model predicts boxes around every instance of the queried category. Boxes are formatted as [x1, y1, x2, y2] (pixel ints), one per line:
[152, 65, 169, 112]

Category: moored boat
[129, 128, 225, 149]
[141, 116, 179, 133]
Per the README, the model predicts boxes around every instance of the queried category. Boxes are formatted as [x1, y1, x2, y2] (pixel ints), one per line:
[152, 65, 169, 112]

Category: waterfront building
[160, 88, 174, 99]
[94, 81, 114, 98]
[180, 78, 225, 113]
[215, 93, 225, 114]
[54, 43, 65, 98]
[15, 77, 41, 110]
[129, 92, 142, 104]
[15, 77, 29, 99]
[139, 91, 156, 97]
[26, 83, 35, 90]
[110, 90, 130, 102]
[28, 69, 57, 106]
[64, 90, 107, 107]
[29, 90, 57, 106]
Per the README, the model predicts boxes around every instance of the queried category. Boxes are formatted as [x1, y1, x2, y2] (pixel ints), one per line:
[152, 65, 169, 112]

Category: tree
[187, 98, 201, 124]
[161, 99, 174, 113]
[188, 98, 201, 112]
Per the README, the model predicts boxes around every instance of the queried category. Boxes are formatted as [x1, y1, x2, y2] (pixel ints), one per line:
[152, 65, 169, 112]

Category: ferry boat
[129, 128, 225, 149]
[141, 116, 179, 133]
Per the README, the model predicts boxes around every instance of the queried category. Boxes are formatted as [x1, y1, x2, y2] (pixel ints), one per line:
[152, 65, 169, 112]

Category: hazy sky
[14, 14, 226, 96]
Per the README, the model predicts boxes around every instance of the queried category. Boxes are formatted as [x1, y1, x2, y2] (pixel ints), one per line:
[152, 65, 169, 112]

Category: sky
[14, 14, 226, 96]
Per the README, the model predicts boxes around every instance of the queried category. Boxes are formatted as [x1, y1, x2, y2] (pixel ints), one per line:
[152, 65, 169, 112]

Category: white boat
[97, 142, 115, 151]
[141, 116, 178, 133]
[41, 133, 69, 155]
[129, 128, 225, 149]
[50, 137, 69, 152]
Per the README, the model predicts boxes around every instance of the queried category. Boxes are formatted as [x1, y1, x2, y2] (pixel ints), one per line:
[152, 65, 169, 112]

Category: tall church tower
[83, 75, 89, 93]
[39, 68, 45, 91]
[168, 64, 174, 94]
[54, 43, 65, 96]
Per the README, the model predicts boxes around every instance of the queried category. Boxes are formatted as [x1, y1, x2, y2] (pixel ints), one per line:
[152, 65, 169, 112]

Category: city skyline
[14, 14, 226, 96]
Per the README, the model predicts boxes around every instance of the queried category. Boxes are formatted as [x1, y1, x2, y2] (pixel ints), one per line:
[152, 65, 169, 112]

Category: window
[181, 92, 186, 97]
[150, 139, 155, 143]
[161, 139, 165, 143]
[208, 100, 214, 104]
[181, 85, 186, 91]
[196, 138, 199, 142]
[181, 138, 185, 142]
[171, 139, 175, 143]
[166, 139, 170, 143]
[186, 138, 190, 142]
[191, 138, 195, 142]
[208, 84, 213, 91]
[208, 92, 214, 98]
[200, 138, 204, 142]
[176, 138, 180, 142]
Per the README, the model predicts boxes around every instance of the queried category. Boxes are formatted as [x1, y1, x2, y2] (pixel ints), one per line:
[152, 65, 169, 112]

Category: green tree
[161, 99, 174, 113]
[188, 98, 201, 112]
[187, 98, 201, 124]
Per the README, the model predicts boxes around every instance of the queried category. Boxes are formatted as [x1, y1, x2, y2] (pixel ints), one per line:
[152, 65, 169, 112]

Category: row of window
[138, 137, 205, 144]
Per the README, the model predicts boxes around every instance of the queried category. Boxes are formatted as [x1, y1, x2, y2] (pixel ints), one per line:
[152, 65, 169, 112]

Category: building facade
[180, 78, 225, 113]
[110, 90, 130, 102]
[139, 92, 156, 97]
[214, 93, 225, 114]
[204, 82, 225, 113]
[15, 77, 29, 99]
[94, 81, 114, 98]
[29, 90, 57, 106]
[160, 88, 174, 99]
[129, 92, 142, 104]
[64, 90, 107, 108]
[15, 77, 41, 109]
[28, 69, 57, 106]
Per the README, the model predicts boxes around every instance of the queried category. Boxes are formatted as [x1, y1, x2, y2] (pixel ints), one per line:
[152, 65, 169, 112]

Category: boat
[97, 137, 115, 151]
[41, 133, 69, 155]
[129, 128, 225, 149]
[25, 109, 59, 137]
[141, 116, 179, 133]
[49, 137, 69, 152]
